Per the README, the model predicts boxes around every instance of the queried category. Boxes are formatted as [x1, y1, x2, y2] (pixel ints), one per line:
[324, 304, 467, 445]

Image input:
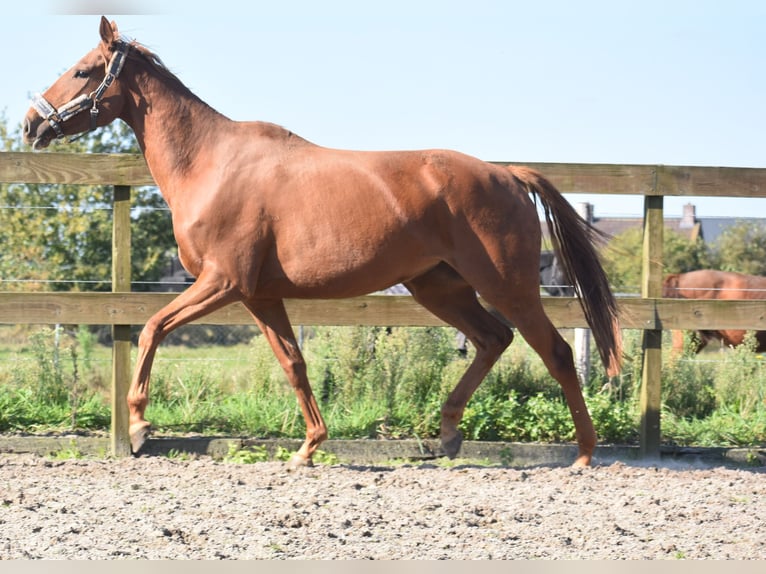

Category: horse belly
[257, 238, 438, 298]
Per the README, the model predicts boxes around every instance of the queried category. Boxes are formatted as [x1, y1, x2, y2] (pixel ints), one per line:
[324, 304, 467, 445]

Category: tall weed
[0, 326, 109, 431]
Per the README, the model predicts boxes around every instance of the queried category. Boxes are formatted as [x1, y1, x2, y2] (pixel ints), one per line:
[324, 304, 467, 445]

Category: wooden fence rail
[3, 291, 766, 330]
[3, 152, 766, 458]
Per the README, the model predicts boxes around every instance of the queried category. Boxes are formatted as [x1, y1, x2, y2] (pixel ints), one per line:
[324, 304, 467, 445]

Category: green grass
[0, 325, 765, 451]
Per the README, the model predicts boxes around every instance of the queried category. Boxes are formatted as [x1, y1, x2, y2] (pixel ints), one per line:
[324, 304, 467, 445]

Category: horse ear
[99, 16, 118, 45]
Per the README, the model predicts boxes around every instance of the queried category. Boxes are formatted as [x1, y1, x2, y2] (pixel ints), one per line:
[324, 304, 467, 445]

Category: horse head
[23, 17, 128, 150]
[662, 273, 681, 298]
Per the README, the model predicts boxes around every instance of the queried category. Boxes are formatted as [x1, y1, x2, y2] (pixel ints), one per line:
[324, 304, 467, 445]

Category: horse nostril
[22, 117, 38, 144]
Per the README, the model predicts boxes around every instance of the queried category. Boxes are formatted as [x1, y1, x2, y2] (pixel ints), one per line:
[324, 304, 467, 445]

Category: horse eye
[74, 70, 89, 79]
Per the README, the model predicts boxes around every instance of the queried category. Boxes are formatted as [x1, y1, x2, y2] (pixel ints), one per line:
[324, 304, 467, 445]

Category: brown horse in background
[663, 270, 766, 353]
[23, 17, 621, 467]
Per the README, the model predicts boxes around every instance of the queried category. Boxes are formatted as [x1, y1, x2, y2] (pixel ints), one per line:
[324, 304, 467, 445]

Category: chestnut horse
[663, 270, 766, 353]
[23, 18, 621, 467]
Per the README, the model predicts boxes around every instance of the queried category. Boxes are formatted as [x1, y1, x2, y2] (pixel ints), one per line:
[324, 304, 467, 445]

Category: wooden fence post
[639, 193, 663, 458]
[574, 327, 591, 386]
[111, 185, 132, 456]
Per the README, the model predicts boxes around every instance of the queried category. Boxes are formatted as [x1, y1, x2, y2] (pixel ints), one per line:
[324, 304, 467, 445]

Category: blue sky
[2, 0, 765, 219]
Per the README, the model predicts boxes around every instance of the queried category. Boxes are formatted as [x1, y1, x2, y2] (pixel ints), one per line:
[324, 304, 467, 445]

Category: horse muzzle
[23, 114, 55, 150]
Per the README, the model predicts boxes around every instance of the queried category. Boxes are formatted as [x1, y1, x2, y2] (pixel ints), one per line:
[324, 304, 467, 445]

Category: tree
[0, 113, 177, 292]
[601, 227, 712, 294]
[664, 228, 714, 274]
[711, 222, 766, 276]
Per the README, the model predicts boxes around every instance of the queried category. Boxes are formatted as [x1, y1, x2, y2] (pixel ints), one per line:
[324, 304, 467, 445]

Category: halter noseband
[31, 40, 129, 142]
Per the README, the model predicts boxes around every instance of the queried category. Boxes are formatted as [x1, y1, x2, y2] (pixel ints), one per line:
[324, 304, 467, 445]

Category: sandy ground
[0, 453, 764, 559]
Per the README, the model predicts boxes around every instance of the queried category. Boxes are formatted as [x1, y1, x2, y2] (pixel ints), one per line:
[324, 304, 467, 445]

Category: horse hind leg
[486, 295, 597, 467]
[405, 264, 513, 459]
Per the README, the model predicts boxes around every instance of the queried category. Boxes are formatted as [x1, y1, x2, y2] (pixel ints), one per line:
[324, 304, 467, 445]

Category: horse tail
[508, 165, 623, 376]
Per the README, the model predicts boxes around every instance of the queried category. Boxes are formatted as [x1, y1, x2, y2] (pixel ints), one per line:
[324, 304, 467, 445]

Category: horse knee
[138, 318, 164, 350]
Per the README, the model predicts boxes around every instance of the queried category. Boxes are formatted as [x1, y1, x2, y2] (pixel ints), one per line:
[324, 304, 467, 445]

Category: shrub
[661, 349, 717, 419]
[712, 332, 766, 417]
[2, 323, 765, 449]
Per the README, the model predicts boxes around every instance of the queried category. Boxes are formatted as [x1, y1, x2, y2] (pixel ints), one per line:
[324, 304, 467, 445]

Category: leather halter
[31, 40, 129, 142]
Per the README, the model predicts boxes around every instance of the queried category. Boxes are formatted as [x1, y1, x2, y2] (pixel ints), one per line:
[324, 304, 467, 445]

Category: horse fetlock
[572, 434, 595, 468]
[127, 393, 148, 417]
[308, 426, 328, 444]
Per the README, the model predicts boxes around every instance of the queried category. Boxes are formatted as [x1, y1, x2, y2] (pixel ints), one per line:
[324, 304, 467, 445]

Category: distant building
[566, 202, 766, 244]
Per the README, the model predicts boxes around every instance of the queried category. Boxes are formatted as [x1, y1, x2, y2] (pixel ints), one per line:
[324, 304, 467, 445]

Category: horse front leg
[244, 298, 327, 469]
[128, 271, 238, 453]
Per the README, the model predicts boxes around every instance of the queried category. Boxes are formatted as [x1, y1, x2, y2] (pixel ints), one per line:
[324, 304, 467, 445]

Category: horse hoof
[287, 453, 314, 471]
[441, 430, 464, 459]
[129, 422, 152, 454]
[571, 454, 592, 468]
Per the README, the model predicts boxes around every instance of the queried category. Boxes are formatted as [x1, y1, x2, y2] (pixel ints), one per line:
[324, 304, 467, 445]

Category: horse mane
[125, 39, 177, 82]
[122, 38, 220, 114]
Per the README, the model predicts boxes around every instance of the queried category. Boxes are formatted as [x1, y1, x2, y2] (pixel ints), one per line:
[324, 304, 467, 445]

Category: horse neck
[119, 61, 230, 197]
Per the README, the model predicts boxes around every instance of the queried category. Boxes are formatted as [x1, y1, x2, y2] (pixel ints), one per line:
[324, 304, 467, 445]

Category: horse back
[664, 269, 766, 300]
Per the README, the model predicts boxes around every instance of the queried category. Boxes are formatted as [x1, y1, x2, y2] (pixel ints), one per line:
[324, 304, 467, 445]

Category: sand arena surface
[0, 453, 764, 559]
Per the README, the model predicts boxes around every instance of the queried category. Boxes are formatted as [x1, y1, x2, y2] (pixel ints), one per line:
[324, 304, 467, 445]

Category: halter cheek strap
[32, 40, 129, 142]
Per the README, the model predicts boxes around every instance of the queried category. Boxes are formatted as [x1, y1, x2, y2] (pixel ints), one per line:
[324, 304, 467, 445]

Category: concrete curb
[0, 435, 763, 468]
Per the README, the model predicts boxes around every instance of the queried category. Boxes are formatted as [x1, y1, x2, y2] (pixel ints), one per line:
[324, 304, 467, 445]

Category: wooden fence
[2, 152, 766, 458]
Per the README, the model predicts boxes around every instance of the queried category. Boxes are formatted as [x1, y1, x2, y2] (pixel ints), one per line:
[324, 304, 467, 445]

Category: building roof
[554, 202, 766, 244]
[697, 217, 766, 244]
